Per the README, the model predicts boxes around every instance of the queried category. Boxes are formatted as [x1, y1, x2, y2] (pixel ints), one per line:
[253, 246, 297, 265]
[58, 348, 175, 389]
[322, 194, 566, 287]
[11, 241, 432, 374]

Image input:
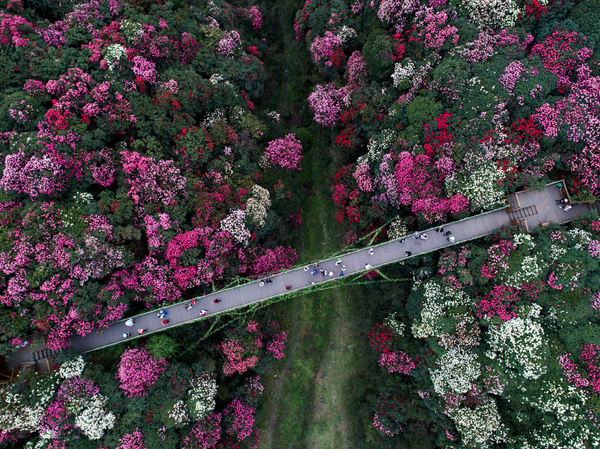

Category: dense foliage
[0, 312, 286, 448]
[0, 0, 304, 354]
[293, 0, 600, 447]
[297, 0, 600, 239]
[3, 0, 600, 447]
[355, 217, 600, 448]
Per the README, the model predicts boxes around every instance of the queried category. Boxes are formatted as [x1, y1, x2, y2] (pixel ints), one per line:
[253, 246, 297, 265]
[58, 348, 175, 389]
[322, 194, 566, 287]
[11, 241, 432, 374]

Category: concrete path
[8, 182, 597, 367]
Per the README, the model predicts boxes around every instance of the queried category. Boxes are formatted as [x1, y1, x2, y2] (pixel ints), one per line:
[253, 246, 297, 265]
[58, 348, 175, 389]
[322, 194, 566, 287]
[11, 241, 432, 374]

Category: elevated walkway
[7, 181, 597, 368]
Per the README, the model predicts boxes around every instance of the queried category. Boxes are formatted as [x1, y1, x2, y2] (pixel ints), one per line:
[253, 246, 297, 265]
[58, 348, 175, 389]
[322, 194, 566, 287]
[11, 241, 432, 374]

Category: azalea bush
[0, 0, 301, 354]
[296, 0, 600, 240]
[368, 221, 600, 447]
[116, 347, 168, 398]
[219, 319, 287, 376]
[1, 311, 279, 448]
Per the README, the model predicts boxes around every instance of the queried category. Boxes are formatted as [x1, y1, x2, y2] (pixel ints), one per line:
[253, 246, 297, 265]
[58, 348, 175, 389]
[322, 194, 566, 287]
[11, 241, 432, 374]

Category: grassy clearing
[255, 124, 342, 448]
[252, 0, 369, 446]
[303, 289, 359, 449]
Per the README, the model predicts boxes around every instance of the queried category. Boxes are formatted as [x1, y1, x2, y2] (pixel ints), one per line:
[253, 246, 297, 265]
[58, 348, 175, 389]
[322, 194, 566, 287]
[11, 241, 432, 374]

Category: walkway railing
[7, 182, 597, 366]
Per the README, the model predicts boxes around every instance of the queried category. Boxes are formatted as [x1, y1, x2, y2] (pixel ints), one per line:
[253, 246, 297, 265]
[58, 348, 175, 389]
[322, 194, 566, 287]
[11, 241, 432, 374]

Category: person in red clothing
[161, 319, 168, 325]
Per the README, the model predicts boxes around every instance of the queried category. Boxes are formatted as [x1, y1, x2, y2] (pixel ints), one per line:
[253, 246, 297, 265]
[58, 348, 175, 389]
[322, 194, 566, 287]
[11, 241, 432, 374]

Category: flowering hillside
[360, 217, 600, 447]
[3, 0, 600, 447]
[293, 0, 600, 446]
[0, 313, 286, 448]
[0, 0, 303, 354]
[296, 0, 600, 239]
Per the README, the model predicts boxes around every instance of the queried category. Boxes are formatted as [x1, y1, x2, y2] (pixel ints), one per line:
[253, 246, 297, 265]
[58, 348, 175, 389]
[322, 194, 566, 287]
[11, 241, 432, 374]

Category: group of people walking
[556, 198, 573, 211]
[400, 227, 457, 257]
[123, 298, 214, 338]
[304, 257, 348, 286]
[259, 276, 292, 290]
[122, 226, 465, 339]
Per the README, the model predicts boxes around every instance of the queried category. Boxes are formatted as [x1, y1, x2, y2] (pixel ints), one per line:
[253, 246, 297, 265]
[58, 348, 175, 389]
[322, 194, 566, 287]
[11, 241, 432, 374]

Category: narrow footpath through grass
[252, 0, 370, 446]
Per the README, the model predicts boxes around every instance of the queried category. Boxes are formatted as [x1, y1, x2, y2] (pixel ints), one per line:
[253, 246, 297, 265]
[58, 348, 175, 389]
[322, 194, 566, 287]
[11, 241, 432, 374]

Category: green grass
[251, 0, 374, 446]
[253, 65, 364, 448]
[270, 290, 335, 447]
[254, 119, 343, 448]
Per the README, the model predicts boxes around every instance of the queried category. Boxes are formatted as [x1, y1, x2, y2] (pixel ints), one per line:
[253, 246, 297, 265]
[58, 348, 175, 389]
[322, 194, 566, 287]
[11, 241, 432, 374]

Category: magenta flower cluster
[224, 397, 255, 441]
[262, 134, 303, 171]
[308, 83, 350, 127]
[116, 428, 147, 449]
[116, 347, 168, 398]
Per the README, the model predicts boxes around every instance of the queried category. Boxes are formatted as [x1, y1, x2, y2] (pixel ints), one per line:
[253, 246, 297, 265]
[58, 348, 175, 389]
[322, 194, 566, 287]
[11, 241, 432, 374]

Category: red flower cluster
[368, 323, 395, 353]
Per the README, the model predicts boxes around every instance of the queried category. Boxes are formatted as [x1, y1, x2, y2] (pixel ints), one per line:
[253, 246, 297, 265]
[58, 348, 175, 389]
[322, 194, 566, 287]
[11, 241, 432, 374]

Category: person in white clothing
[125, 318, 134, 326]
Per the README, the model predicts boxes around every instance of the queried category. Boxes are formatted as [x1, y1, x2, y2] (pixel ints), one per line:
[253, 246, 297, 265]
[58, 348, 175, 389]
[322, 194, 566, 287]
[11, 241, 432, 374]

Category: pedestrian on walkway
[405, 251, 411, 257]
[259, 281, 265, 287]
[342, 264, 346, 271]
[311, 269, 318, 276]
[444, 231, 452, 236]
[563, 204, 573, 211]
[185, 304, 192, 310]
[320, 270, 326, 278]
[400, 238, 407, 243]
[125, 318, 134, 327]
[138, 329, 145, 335]
[413, 232, 420, 239]
[335, 258, 342, 266]
[555, 199, 568, 204]
[313, 262, 319, 268]
[213, 299, 221, 304]
[306, 281, 311, 286]
[304, 266, 309, 271]
[365, 263, 372, 269]
[162, 319, 169, 325]
[328, 271, 333, 276]
[448, 236, 456, 243]
[158, 310, 167, 318]
[191, 299, 197, 305]
[123, 333, 130, 338]
[339, 271, 344, 277]
[266, 277, 273, 283]
[438, 227, 444, 233]
[420, 233, 428, 240]
[369, 248, 374, 255]
[285, 285, 292, 290]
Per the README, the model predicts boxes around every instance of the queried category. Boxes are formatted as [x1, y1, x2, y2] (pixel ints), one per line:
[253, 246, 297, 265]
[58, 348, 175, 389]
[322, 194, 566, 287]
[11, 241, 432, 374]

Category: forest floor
[253, 0, 367, 447]
[256, 137, 362, 449]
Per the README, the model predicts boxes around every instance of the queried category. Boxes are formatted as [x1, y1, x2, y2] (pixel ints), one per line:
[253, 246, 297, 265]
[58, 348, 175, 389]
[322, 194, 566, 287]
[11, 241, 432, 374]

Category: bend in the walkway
[7, 182, 594, 367]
